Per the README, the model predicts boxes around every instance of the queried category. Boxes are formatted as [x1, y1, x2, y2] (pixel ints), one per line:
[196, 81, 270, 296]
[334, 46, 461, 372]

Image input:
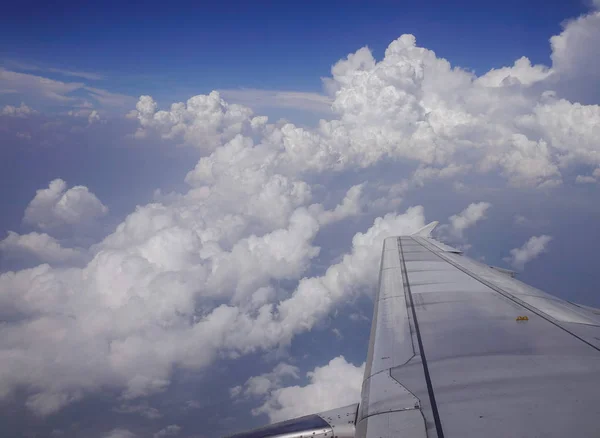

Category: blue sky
[1, 1, 600, 437]
[1, 0, 588, 101]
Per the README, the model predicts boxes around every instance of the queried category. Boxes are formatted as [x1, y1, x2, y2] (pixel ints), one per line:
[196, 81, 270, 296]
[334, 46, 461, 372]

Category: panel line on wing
[398, 237, 446, 438]
[412, 237, 600, 354]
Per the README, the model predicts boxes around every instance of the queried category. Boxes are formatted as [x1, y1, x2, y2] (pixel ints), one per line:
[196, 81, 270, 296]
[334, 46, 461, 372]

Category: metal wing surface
[358, 233, 600, 438]
[227, 226, 600, 438]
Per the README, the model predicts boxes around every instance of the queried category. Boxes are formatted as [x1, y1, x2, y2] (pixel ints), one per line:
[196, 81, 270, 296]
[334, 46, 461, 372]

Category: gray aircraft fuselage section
[358, 236, 600, 438]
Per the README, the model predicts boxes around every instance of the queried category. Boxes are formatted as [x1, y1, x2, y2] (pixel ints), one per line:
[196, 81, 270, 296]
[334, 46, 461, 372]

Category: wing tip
[412, 221, 439, 237]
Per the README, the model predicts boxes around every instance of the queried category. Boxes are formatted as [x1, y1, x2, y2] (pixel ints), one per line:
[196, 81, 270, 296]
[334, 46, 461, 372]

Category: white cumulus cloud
[133, 92, 258, 151]
[1, 102, 37, 117]
[153, 425, 181, 438]
[0, 231, 84, 264]
[250, 356, 364, 423]
[506, 235, 553, 270]
[231, 363, 300, 399]
[219, 88, 332, 113]
[104, 429, 136, 438]
[0, 199, 422, 416]
[476, 56, 551, 88]
[576, 168, 600, 184]
[310, 184, 365, 226]
[439, 202, 491, 240]
[88, 109, 101, 124]
[23, 179, 108, 231]
[576, 175, 597, 184]
[114, 402, 162, 419]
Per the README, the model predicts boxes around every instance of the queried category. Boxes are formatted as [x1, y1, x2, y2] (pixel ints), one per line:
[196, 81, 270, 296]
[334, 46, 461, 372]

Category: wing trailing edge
[226, 404, 358, 438]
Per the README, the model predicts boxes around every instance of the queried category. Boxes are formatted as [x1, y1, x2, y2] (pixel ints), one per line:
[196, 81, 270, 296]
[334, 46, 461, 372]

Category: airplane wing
[228, 223, 600, 438]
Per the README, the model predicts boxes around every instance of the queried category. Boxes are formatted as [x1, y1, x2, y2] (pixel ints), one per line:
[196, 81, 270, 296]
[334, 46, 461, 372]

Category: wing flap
[226, 405, 359, 438]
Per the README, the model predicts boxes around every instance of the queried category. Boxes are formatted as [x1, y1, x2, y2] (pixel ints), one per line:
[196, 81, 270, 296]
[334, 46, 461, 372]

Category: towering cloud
[132, 19, 600, 190]
[549, 11, 600, 102]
